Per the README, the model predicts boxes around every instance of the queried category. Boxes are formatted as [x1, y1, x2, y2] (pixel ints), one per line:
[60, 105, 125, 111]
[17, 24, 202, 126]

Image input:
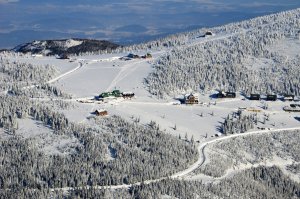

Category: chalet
[99, 92, 112, 99]
[217, 91, 236, 98]
[122, 92, 135, 99]
[225, 92, 236, 98]
[112, 90, 122, 97]
[290, 104, 300, 108]
[146, 53, 152, 58]
[283, 104, 300, 112]
[205, 31, 213, 36]
[250, 94, 260, 100]
[119, 57, 131, 61]
[99, 90, 123, 99]
[32, 54, 43, 58]
[127, 53, 140, 59]
[141, 53, 153, 59]
[217, 91, 226, 98]
[184, 93, 199, 105]
[283, 94, 295, 101]
[58, 54, 69, 59]
[95, 109, 108, 116]
[266, 94, 277, 101]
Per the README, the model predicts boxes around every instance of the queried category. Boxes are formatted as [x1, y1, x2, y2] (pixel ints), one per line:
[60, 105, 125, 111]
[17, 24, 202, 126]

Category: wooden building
[58, 54, 69, 59]
[122, 92, 135, 99]
[205, 31, 213, 36]
[283, 104, 300, 112]
[185, 93, 199, 105]
[266, 94, 277, 101]
[141, 53, 152, 59]
[217, 91, 236, 98]
[250, 94, 260, 100]
[225, 92, 236, 98]
[283, 94, 295, 101]
[127, 53, 140, 59]
[95, 109, 108, 116]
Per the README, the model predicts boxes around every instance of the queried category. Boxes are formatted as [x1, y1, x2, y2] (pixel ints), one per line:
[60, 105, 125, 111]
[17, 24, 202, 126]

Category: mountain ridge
[13, 38, 120, 56]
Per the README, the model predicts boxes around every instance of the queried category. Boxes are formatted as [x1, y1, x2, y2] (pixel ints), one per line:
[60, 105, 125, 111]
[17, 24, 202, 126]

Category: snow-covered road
[47, 61, 84, 84]
[171, 126, 300, 180]
[49, 126, 300, 192]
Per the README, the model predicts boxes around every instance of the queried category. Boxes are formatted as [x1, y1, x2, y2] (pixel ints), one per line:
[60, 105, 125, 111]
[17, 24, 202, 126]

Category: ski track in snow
[106, 59, 148, 92]
[47, 62, 84, 84]
[0, 61, 84, 95]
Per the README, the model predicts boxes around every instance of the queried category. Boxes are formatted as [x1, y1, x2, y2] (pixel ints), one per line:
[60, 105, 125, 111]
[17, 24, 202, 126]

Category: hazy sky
[0, 0, 300, 48]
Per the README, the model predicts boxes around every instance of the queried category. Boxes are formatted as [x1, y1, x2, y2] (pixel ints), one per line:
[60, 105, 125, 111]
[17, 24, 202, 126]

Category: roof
[122, 91, 134, 95]
[95, 109, 107, 113]
[185, 93, 199, 97]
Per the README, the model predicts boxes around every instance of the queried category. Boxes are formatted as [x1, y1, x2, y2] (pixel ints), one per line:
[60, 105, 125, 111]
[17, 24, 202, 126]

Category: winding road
[50, 126, 300, 192]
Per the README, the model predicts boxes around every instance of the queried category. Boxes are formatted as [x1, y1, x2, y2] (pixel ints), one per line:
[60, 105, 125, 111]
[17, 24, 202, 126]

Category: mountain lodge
[95, 109, 108, 116]
[184, 93, 199, 105]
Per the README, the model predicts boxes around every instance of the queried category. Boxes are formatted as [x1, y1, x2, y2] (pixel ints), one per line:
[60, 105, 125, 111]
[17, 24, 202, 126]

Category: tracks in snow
[47, 62, 84, 84]
[0, 61, 84, 95]
[106, 59, 148, 92]
[172, 126, 300, 180]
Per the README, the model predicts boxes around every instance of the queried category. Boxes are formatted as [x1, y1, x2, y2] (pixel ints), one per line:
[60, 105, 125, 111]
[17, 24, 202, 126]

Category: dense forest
[0, 95, 197, 192]
[0, 58, 57, 92]
[0, 53, 197, 198]
[2, 166, 298, 198]
[221, 111, 257, 134]
[144, 9, 300, 98]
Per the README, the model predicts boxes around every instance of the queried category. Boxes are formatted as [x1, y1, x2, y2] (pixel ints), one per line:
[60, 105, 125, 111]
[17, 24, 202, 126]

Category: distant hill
[114, 24, 148, 33]
[13, 38, 120, 56]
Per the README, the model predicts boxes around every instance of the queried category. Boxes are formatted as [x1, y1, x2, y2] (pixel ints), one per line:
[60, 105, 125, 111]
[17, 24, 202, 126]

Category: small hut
[127, 53, 140, 59]
[122, 92, 135, 99]
[95, 109, 108, 116]
[205, 31, 213, 36]
[141, 53, 152, 59]
[217, 91, 236, 98]
[185, 93, 199, 105]
[283, 94, 295, 101]
[58, 54, 69, 59]
[225, 92, 236, 98]
[266, 94, 277, 101]
[250, 94, 260, 100]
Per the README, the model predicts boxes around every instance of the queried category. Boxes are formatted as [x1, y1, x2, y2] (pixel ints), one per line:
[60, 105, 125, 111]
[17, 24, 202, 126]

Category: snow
[0, 118, 79, 155]
[269, 37, 300, 58]
[64, 39, 83, 48]
[2, 10, 300, 190]
[6, 55, 78, 74]
[2, 26, 300, 146]
[243, 56, 275, 70]
[19, 41, 295, 142]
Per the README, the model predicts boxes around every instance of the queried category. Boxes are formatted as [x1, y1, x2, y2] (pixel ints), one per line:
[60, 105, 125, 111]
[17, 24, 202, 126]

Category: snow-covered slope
[145, 8, 300, 98]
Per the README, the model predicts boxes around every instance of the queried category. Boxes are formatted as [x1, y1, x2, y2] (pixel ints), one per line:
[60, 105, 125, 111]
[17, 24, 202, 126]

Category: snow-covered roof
[95, 109, 107, 113]
[122, 91, 134, 95]
[185, 93, 199, 97]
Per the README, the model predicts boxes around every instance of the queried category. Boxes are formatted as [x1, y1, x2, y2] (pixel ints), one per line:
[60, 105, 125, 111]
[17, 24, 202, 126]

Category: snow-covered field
[3, 33, 300, 142]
